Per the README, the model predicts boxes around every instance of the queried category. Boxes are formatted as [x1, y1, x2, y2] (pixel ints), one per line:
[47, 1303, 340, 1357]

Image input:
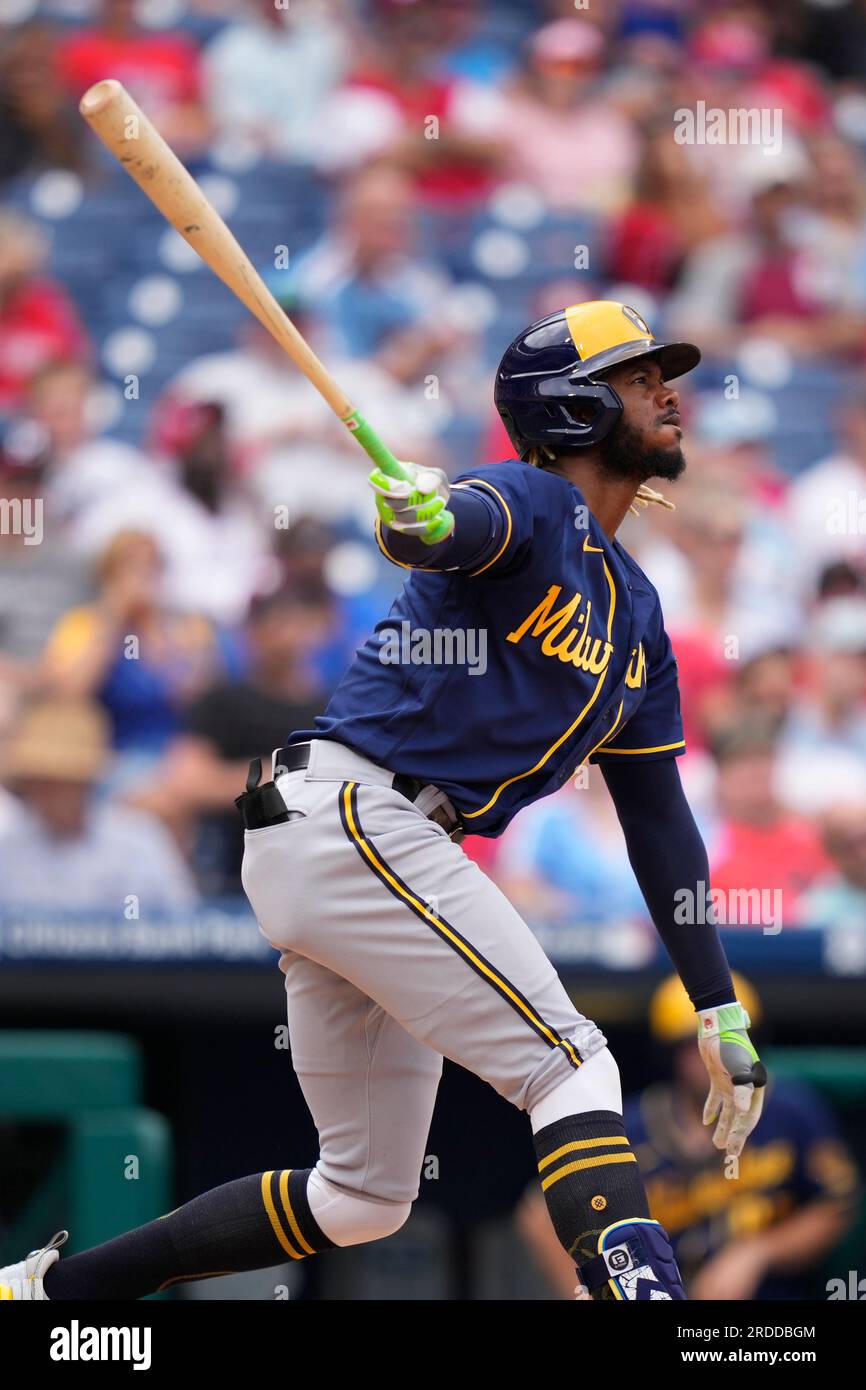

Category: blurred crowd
[0, 0, 863, 924]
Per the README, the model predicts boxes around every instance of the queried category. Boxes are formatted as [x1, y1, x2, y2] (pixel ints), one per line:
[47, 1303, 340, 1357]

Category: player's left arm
[594, 608, 765, 1157]
[600, 755, 766, 1158]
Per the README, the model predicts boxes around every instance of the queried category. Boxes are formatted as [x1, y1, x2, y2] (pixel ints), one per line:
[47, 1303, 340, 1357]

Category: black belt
[274, 742, 462, 840]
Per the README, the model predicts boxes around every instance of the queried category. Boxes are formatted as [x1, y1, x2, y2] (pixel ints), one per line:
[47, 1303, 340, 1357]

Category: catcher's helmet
[494, 300, 701, 459]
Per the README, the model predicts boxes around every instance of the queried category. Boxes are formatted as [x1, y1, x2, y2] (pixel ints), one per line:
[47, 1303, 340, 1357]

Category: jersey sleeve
[591, 601, 686, 762]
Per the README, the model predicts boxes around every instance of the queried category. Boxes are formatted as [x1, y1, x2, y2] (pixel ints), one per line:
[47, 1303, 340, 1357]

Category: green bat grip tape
[343, 408, 454, 545]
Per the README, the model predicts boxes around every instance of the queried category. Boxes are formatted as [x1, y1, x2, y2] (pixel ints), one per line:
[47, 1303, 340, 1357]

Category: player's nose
[658, 383, 680, 412]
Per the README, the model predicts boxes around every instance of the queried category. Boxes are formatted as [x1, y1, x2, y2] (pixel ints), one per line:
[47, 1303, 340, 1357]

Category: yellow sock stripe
[537, 1135, 630, 1173]
[540, 1151, 637, 1193]
[0, 1286, 13, 1300]
[279, 1169, 316, 1256]
[342, 783, 581, 1069]
[261, 1171, 303, 1260]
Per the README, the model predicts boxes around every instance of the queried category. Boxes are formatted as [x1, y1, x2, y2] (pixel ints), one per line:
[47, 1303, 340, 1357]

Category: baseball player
[1, 300, 766, 1302]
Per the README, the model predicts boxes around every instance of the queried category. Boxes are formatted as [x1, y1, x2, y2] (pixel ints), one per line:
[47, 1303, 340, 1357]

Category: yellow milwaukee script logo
[506, 584, 614, 675]
[625, 642, 647, 689]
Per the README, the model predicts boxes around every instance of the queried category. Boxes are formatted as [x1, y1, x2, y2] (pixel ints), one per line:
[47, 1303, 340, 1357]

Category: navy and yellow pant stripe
[261, 1169, 334, 1261]
[339, 780, 581, 1071]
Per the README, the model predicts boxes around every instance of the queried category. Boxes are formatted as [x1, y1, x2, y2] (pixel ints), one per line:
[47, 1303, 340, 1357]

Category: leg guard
[576, 1218, 686, 1301]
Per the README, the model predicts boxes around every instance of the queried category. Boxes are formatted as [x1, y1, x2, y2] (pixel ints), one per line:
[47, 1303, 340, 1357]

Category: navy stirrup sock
[44, 1168, 333, 1300]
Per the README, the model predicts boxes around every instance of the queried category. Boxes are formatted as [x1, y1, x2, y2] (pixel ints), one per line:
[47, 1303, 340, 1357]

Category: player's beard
[597, 417, 686, 485]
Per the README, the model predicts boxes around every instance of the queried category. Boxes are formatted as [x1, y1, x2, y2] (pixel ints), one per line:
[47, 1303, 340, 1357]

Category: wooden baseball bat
[78, 78, 452, 540]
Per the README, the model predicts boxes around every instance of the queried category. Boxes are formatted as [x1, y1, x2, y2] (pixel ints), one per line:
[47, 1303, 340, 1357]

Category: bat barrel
[77, 79, 451, 533]
[79, 79, 123, 119]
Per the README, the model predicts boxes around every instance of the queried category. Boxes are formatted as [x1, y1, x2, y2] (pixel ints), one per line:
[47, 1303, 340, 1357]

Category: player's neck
[542, 456, 638, 540]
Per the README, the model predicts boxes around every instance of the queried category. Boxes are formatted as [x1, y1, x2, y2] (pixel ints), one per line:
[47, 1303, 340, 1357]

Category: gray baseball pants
[241, 738, 606, 1227]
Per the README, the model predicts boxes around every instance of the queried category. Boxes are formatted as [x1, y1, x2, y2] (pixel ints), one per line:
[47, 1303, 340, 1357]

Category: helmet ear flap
[553, 377, 623, 447]
[496, 405, 526, 458]
[497, 379, 623, 457]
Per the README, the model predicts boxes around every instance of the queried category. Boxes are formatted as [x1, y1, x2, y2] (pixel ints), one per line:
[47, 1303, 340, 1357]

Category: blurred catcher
[519, 974, 858, 1300]
[2, 301, 765, 1303]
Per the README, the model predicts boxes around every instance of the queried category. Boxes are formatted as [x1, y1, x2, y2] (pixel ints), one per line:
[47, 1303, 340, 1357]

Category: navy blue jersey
[289, 460, 685, 836]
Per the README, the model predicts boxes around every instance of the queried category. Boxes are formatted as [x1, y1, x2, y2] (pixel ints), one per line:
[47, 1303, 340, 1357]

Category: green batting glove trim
[420, 511, 454, 544]
[368, 465, 395, 490]
[717, 1003, 751, 1032]
[351, 409, 454, 540]
[719, 1030, 761, 1064]
[348, 411, 410, 480]
[413, 496, 445, 521]
[375, 496, 395, 525]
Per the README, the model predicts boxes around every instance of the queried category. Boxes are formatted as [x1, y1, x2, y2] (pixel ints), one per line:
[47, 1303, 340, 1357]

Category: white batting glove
[697, 1001, 767, 1159]
[368, 462, 454, 542]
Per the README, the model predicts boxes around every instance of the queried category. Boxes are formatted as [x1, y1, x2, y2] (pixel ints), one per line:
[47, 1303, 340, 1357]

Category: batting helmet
[494, 300, 701, 459]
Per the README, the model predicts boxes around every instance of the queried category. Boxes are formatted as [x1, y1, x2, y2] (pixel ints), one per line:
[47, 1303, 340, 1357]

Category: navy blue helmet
[494, 300, 701, 459]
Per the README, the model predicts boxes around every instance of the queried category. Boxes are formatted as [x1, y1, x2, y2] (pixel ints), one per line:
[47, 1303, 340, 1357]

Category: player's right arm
[368, 461, 530, 574]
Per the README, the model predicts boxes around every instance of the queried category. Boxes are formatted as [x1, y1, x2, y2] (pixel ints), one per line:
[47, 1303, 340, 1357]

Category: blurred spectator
[202, 0, 348, 161]
[607, 122, 725, 292]
[683, 8, 829, 158]
[809, 135, 866, 251]
[56, 0, 210, 155]
[688, 388, 786, 509]
[289, 163, 460, 370]
[169, 282, 438, 524]
[310, 0, 502, 201]
[131, 580, 333, 895]
[40, 531, 227, 782]
[638, 477, 797, 730]
[495, 764, 647, 925]
[21, 361, 148, 528]
[708, 719, 830, 924]
[786, 385, 866, 601]
[801, 800, 866, 931]
[776, 597, 866, 815]
[613, 0, 686, 46]
[70, 398, 271, 625]
[808, 0, 866, 84]
[668, 140, 866, 360]
[434, 0, 520, 84]
[458, 17, 639, 214]
[517, 974, 859, 1300]
[0, 421, 90, 688]
[0, 24, 87, 187]
[0, 697, 198, 913]
[732, 645, 797, 737]
[0, 213, 89, 414]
